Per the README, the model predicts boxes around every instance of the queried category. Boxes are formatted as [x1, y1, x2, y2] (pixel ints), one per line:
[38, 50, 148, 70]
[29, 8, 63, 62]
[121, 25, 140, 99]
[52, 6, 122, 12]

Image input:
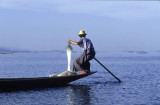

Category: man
[68, 30, 96, 75]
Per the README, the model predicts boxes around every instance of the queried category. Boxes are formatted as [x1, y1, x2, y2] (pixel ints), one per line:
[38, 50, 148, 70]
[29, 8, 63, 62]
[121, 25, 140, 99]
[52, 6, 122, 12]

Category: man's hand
[67, 40, 79, 45]
[68, 40, 71, 43]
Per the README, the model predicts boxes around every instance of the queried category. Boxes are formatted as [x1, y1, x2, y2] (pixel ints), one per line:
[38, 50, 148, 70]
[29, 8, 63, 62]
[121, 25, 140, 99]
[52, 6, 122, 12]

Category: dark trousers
[73, 49, 95, 72]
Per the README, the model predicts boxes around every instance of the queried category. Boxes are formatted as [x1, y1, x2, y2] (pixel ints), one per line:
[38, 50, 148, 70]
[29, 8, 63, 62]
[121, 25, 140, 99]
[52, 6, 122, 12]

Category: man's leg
[73, 54, 85, 72]
[78, 55, 90, 75]
[83, 61, 90, 73]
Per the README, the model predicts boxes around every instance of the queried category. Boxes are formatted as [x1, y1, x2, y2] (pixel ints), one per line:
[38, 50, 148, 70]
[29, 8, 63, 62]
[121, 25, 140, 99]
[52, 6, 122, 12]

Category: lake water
[0, 52, 160, 105]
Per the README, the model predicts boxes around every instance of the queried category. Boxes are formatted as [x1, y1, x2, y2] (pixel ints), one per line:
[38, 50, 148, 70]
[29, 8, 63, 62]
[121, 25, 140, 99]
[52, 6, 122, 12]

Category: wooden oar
[94, 58, 121, 82]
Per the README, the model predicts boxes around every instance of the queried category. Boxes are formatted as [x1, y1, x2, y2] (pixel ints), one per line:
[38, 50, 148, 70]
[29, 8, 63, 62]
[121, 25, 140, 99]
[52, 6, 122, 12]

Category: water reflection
[65, 85, 91, 105]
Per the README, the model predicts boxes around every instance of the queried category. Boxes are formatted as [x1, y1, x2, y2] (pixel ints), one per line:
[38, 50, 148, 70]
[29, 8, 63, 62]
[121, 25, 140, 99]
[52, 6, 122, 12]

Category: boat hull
[0, 72, 97, 90]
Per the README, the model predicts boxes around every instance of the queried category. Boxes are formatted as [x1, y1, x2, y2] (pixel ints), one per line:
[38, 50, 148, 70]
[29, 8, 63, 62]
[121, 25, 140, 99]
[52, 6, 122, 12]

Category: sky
[0, 0, 160, 52]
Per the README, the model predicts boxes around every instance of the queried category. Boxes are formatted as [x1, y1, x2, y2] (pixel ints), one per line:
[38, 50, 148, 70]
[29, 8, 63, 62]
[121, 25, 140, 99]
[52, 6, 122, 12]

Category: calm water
[0, 52, 160, 105]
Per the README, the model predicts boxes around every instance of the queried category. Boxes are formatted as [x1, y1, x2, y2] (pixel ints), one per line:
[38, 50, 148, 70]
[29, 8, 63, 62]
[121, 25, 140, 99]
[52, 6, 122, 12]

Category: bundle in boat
[49, 71, 77, 77]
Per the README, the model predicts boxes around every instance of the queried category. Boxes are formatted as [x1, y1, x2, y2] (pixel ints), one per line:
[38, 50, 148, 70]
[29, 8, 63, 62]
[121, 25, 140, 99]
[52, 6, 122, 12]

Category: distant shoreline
[0, 52, 14, 54]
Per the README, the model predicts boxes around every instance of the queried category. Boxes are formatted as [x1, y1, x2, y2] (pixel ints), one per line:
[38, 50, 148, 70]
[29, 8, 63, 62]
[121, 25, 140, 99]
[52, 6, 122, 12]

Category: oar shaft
[94, 58, 121, 82]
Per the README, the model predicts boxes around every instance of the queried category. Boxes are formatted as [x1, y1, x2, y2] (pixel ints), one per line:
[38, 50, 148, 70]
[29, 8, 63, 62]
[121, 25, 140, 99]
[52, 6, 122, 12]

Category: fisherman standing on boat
[68, 30, 95, 75]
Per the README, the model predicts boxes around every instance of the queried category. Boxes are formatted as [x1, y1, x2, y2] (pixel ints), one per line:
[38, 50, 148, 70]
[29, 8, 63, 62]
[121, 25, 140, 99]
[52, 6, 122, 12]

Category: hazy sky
[0, 0, 160, 52]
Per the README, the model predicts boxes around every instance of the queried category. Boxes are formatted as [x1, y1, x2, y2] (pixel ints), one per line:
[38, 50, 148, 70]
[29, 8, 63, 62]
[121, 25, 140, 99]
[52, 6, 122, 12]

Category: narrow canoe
[0, 71, 97, 90]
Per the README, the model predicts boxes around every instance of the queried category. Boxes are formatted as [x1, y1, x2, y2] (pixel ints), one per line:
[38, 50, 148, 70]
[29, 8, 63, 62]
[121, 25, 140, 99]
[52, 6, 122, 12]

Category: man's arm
[68, 40, 79, 45]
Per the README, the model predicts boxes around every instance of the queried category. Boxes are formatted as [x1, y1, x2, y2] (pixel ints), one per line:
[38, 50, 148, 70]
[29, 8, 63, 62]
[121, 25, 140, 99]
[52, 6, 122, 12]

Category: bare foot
[78, 70, 87, 75]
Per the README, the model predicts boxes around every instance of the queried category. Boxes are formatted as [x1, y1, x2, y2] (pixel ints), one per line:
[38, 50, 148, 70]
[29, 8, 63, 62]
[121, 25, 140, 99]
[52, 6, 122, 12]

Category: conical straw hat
[78, 30, 87, 36]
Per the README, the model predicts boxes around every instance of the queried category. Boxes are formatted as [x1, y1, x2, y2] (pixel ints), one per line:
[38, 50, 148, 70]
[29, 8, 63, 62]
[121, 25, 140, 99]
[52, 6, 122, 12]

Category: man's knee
[73, 59, 76, 64]
[73, 58, 79, 64]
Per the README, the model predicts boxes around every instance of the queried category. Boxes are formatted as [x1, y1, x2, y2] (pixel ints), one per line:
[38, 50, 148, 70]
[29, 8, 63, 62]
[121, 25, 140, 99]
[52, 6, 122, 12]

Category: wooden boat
[0, 71, 97, 90]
